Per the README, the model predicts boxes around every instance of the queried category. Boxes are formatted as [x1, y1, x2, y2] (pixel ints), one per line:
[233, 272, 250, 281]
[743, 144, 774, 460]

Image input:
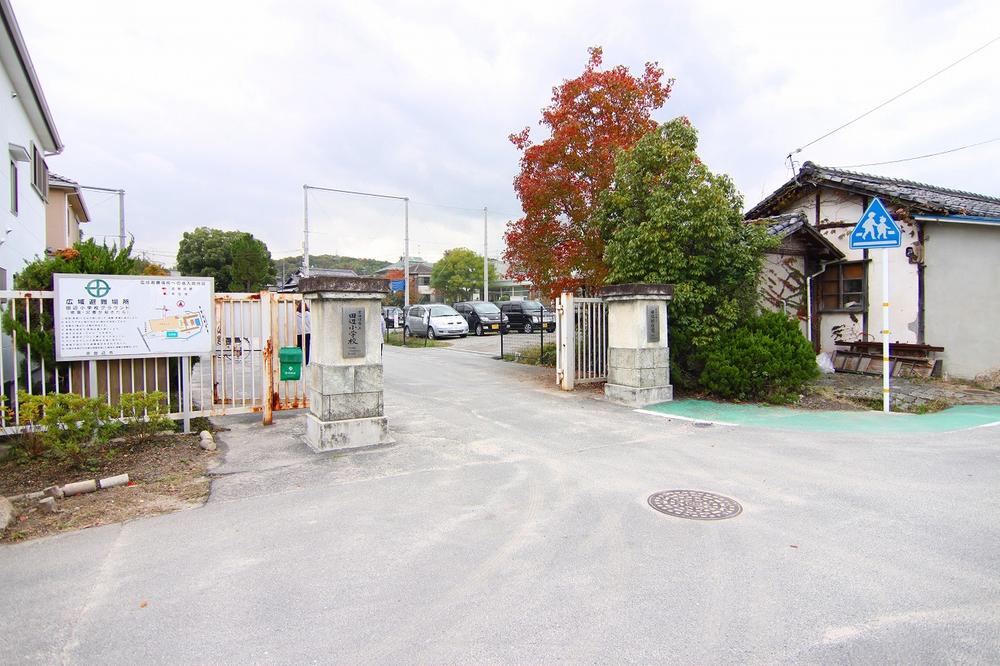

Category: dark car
[382, 306, 403, 329]
[453, 301, 508, 336]
[499, 300, 556, 333]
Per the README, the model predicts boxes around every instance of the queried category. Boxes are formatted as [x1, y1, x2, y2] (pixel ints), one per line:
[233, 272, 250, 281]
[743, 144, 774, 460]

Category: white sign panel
[54, 274, 214, 361]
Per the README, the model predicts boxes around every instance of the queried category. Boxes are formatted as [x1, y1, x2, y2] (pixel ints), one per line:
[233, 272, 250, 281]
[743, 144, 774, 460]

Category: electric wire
[788, 34, 1000, 159]
[832, 136, 1000, 169]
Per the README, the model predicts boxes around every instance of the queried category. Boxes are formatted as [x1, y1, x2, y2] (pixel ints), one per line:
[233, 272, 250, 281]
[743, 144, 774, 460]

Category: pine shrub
[699, 312, 818, 403]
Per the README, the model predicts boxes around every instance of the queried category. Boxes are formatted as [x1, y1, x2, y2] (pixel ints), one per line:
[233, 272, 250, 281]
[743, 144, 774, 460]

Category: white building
[748, 162, 1000, 380]
[0, 0, 64, 389]
[0, 0, 63, 288]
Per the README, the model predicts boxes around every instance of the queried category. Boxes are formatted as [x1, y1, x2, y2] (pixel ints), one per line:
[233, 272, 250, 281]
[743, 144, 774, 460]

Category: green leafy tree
[176, 228, 275, 292]
[595, 117, 777, 387]
[429, 248, 497, 303]
[274, 254, 389, 279]
[3, 240, 141, 365]
[229, 233, 276, 292]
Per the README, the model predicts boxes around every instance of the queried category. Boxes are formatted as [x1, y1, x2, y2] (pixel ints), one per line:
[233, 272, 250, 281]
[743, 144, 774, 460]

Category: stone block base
[305, 414, 394, 452]
[604, 383, 673, 408]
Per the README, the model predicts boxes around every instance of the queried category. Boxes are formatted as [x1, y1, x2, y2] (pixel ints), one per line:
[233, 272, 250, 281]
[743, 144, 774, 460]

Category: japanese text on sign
[53, 274, 214, 361]
[342, 308, 366, 358]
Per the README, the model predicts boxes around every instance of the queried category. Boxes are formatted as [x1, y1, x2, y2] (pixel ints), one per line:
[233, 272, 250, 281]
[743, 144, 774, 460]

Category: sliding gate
[193, 291, 308, 423]
[555, 292, 608, 390]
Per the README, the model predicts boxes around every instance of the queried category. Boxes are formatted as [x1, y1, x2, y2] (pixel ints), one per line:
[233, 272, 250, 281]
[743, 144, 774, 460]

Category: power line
[832, 136, 1000, 169]
[788, 34, 1000, 159]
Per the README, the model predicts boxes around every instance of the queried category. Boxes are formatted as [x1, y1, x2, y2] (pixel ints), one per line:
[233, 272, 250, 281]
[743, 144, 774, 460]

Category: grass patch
[503, 342, 557, 367]
[384, 332, 450, 348]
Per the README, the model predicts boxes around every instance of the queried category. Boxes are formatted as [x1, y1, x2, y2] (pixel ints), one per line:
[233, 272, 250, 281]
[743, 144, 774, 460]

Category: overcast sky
[14, 0, 1000, 268]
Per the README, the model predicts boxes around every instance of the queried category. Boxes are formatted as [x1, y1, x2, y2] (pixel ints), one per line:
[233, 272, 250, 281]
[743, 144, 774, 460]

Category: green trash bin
[279, 346, 304, 381]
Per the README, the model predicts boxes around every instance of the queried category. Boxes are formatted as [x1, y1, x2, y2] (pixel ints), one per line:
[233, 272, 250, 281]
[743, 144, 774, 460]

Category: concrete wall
[44, 187, 72, 249]
[923, 221, 1000, 379]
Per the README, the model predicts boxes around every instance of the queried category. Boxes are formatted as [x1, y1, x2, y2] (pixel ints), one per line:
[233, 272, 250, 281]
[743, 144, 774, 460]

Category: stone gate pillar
[298, 276, 393, 451]
[598, 283, 674, 407]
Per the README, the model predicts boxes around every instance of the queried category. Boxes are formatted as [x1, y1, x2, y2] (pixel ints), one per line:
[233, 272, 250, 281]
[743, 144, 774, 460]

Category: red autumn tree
[503, 46, 673, 297]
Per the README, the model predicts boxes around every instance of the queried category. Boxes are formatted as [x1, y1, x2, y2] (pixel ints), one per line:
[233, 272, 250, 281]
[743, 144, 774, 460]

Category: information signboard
[54, 274, 214, 361]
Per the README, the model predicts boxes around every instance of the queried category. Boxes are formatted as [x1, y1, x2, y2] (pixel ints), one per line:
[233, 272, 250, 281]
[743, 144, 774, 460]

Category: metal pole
[88, 360, 99, 398]
[404, 197, 410, 310]
[117, 189, 126, 249]
[181, 355, 192, 433]
[483, 206, 488, 302]
[882, 249, 891, 413]
[303, 185, 310, 277]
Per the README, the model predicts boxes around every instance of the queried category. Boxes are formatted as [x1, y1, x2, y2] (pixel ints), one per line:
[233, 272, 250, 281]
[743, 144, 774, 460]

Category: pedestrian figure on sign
[875, 215, 890, 239]
[861, 211, 877, 239]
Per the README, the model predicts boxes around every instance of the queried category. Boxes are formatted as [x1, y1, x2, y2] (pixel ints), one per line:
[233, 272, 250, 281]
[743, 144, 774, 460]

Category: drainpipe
[806, 259, 837, 344]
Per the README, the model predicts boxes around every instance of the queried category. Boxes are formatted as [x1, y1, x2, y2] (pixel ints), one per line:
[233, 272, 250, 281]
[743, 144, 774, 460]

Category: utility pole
[483, 206, 488, 302]
[117, 189, 126, 248]
[404, 197, 410, 310]
[79, 185, 126, 248]
[303, 185, 310, 277]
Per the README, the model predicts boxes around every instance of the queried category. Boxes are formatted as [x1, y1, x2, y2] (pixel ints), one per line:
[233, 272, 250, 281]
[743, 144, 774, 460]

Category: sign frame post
[848, 198, 901, 414]
[882, 250, 890, 413]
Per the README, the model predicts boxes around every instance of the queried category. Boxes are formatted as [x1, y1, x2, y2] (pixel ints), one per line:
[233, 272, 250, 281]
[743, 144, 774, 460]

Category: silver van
[404, 304, 469, 339]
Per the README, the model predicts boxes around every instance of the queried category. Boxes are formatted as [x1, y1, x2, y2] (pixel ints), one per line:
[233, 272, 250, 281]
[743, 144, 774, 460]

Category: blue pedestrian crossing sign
[850, 198, 901, 249]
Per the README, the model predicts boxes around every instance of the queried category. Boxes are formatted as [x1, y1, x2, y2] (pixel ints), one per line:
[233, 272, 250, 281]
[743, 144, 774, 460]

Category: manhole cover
[647, 490, 742, 520]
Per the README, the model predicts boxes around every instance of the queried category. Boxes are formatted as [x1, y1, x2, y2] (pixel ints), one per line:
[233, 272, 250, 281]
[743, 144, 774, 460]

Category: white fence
[555, 293, 608, 390]
[0, 290, 308, 433]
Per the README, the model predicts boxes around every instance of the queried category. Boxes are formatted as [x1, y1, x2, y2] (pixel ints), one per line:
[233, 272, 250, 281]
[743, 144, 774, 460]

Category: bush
[513, 342, 557, 367]
[10, 392, 48, 458]
[19, 392, 119, 467]
[120, 391, 174, 438]
[699, 312, 818, 403]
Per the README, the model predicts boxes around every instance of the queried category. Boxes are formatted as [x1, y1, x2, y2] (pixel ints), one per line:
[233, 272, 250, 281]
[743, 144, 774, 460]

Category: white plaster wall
[783, 191, 817, 224]
[759, 253, 807, 337]
[810, 189, 919, 352]
[923, 222, 1000, 379]
[0, 61, 51, 387]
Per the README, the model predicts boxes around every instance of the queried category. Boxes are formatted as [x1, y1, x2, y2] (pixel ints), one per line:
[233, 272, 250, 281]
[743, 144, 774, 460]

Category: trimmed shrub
[699, 312, 818, 403]
[29, 393, 119, 467]
[120, 391, 175, 438]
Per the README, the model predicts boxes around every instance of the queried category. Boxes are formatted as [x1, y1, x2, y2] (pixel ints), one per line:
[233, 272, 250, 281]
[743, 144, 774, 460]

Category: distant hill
[274, 254, 390, 278]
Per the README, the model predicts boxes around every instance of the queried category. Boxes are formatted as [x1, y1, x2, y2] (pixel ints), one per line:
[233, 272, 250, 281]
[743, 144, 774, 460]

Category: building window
[30, 143, 48, 202]
[820, 261, 866, 312]
[9, 160, 17, 215]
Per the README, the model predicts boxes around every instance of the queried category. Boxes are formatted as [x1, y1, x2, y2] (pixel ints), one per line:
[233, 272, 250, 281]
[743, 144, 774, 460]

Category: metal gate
[555, 292, 608, 390]
[196, 291, 309, 423]
[0, 289, 308, 433]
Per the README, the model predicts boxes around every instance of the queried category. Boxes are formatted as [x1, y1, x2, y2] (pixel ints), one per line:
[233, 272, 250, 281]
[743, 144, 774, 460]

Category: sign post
[849, 198, 901, 413]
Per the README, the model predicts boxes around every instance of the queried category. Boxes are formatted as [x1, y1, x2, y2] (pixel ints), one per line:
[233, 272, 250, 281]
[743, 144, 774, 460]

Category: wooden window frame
[30, 142, 48, 202]
[819, 260, 867, 313]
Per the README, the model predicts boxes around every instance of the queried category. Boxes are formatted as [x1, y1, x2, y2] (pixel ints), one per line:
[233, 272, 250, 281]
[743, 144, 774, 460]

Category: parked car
[404, 304, 469, 339]
[453, 301, 509, 336]
[499, 300, 556, 333]
[382, 306, 403, 329]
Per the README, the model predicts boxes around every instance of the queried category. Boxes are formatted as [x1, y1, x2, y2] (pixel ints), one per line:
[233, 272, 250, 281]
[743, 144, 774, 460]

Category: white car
[404, 304, 469, 339]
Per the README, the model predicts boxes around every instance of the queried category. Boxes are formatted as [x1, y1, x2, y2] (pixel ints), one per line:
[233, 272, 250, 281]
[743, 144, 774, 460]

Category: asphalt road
[3, 347, 999, 664]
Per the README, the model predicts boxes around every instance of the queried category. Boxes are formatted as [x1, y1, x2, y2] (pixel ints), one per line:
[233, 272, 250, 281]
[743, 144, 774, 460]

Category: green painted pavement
[640, 399, 1000, 433]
